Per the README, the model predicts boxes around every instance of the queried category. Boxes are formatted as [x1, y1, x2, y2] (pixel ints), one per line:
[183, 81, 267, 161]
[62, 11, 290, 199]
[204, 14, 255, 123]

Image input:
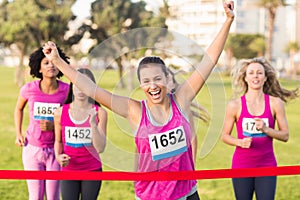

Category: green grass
[0, 66, 300, 199]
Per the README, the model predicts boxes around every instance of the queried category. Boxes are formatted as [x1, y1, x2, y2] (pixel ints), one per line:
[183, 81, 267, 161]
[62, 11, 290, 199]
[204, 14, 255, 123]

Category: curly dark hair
[137, 56, 168, 82]
[29, 46, 70, 79]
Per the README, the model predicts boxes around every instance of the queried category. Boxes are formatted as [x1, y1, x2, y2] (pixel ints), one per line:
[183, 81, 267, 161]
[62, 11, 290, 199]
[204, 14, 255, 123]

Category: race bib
[242, 118, 269, 137]
[65, 126, 92, 147]
[33, 102, 60, 121]
[148, 126, 187, 161]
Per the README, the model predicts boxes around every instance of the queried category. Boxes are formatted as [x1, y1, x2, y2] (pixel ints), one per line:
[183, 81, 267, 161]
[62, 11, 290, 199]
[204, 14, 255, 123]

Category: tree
[258, 0, 286, 61]
[0, 0, 76, 87]
[249, 37, 266, 57]
[224, 33, 265, 69]
[285, 41, 300, 76]
[84, 0, 168, 88]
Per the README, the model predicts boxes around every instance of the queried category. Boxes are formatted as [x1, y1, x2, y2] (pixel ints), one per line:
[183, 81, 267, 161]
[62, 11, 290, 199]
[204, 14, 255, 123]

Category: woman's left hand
[254, 118, 266, 132]
[40, 120, 54, 131]
[89, 107, 98, 126]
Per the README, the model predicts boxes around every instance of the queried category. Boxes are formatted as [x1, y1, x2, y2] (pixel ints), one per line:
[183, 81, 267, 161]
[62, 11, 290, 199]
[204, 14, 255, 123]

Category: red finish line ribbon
[1, 166, 300, 181]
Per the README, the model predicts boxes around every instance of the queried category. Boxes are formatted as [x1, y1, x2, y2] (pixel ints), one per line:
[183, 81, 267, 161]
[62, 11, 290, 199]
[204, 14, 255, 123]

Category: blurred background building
[165, 0, 299, 70]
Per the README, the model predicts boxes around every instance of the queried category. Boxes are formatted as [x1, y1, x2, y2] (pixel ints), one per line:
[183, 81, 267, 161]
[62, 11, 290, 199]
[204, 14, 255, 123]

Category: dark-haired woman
[43, 1, 234, 199]
[54, 68, 107, 200]
[14, 46, 70, 200]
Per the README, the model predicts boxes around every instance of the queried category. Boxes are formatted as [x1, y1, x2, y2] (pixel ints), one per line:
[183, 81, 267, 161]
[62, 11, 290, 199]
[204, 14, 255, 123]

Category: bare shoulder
[226, 98, 241, 119]
[269, 95, 284, 106]
[269, 95, 285, 112]
[128, 98, 143, 128]
[227, 98, 241, 110]
[98, 106, 108, 115]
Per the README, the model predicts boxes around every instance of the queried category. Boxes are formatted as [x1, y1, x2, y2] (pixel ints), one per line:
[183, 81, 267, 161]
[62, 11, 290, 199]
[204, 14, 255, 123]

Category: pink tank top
[232, 94, 276, 168]
[20, 80, 69, 147]
[135, 94, 196, 200]
[60, 104, 102, 171]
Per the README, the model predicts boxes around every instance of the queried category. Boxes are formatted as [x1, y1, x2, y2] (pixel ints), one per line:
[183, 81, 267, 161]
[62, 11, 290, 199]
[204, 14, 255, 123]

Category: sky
[71, 0, 163, 20]
[71, 0, 95, 20]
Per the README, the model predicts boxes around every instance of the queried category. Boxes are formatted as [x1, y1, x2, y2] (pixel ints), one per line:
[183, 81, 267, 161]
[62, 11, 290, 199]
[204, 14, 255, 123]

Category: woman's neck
[40, 78, 58, 94]
[245, 89, 264, 101]
[69, 100, 92, 121]
[72, 99, 91, 109]
[146, 96, 171, 124]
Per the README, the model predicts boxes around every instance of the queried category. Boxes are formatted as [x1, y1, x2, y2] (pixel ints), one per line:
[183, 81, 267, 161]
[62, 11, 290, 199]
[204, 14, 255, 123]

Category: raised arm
[42, 42, 141, 122]
[176, 1, 235, 108]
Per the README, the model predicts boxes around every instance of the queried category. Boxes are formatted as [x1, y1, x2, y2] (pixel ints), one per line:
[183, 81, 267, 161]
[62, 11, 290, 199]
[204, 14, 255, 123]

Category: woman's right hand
[238, 137, 252, 148]
[42, 41, 60, 62]
[56, 154, 71, 167]
[15, 134, 25, 147]
[223, 1, 235, 20]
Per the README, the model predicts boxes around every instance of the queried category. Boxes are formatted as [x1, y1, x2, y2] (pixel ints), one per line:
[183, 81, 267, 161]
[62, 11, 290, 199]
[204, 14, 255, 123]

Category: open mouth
[149, 90, 161, 99]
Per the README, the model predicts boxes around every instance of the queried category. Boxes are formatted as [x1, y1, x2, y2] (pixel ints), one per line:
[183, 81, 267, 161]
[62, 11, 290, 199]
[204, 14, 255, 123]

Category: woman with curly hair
[221, 57, 299, 200]
[14, 46, 70, 200]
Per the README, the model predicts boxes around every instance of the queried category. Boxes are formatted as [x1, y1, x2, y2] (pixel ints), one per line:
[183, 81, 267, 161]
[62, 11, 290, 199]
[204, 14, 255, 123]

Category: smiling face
[39, 57, 59, 79]
[244, 62, 267, 90]
[139, 64, 169, 105]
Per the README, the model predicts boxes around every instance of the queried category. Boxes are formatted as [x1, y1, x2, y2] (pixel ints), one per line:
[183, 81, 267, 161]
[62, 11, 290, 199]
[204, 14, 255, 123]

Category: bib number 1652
[148, 126, 187, 161]
[151, 128, 185, 149]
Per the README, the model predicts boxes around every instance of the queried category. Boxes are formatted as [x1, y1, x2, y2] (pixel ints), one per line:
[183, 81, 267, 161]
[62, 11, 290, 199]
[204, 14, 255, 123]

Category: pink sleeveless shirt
[232, 94, 277, 168]
[20, 80, 69, 148]
[60, 104, 102, 171]
[135, 94, 196, 200]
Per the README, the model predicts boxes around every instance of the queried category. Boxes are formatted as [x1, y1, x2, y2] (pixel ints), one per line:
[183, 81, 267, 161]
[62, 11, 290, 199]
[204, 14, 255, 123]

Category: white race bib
[65, 126, 92, 147]
[33, 102, 60, 121]
[242, 118, 269, 137]
[148, 126, 187, 161]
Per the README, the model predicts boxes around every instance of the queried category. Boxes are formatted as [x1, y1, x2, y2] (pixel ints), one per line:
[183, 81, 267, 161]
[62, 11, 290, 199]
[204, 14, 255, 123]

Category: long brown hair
[167, 68, 210, 123]
[231, 57, 299, 102]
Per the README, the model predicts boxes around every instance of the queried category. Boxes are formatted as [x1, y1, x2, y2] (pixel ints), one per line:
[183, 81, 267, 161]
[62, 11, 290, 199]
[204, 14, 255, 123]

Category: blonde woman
[221, 57, 299, 200]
